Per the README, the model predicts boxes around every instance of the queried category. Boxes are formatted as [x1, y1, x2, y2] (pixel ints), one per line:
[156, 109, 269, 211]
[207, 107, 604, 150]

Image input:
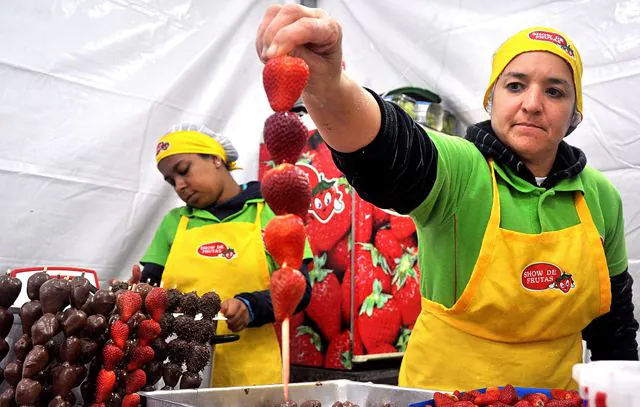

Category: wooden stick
[282, 317, 290, 401]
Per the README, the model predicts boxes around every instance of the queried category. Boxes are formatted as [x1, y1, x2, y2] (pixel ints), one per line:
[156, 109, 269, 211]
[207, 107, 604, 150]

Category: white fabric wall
[0, 1, 638, 312]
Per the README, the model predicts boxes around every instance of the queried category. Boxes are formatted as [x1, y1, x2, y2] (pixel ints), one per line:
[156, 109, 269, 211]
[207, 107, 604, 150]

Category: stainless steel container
[140, 379, 436, 407]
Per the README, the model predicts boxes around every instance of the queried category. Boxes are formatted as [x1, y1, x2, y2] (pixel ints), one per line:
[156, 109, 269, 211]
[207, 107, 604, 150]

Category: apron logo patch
[197, 242, 236, 260]
[521, 262, 575, 293]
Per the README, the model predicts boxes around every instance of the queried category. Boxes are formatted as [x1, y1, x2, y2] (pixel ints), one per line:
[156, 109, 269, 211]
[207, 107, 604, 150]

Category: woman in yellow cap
[256, 5, 638, 390]
[138, 123, 312, 387]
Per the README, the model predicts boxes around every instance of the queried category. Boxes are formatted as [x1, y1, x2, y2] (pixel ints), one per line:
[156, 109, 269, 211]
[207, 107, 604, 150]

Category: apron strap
[254, 202, 264, 228]
[487, 159, 501, 227]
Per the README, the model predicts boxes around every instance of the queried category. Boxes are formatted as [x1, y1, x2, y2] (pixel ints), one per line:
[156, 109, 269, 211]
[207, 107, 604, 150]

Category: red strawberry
[354, 194, 373, 243]
[390, 215, 416, 240]
[545, 401, 578, 407]
[110, 320, 129, 350]
[127, 346, 154, 371]
[264, 214, 307, 269]
[513, 401, 533, 407]
[270, 266, 307, 322]
[351, 318, 365, 355]
[499, 384, 519, 405]
[451, 402, 475, 407]
[262, 164, 312, 220]
[374, 229, 403, 269]
[116, 291, 142, 322]
[433, 392, 457, 406]
[303, 178, 352, 253]
[102, 344, 124, 370]
[474, 392, 500, 405]
[341, 243, 392, 324]
[357, 280, 401, 353]
[305, 254, 341, 341]
[258, 144, 276, 179]
[122, 393, 141, 407]
[392, 254, 421, 327]
[400, 235, 418, 254]
[274, 311, 304, 346]
[373, 206, 391, 228]
[290, 326, 323, 367]
[125, 369, 146, 393]
[95, 369, 116, 403]
[264, 112, 308, 165]
[326, 234, 350, 272]
[324, 331, 352, 370]
[459, 390, 482, 402]
[561, 390, 582, 406]
[367, 343, 397, 353]
[551, 389, 567, 399]
[263, 55, 310, 112]
[138, 320, 161, 346]
[144, 287, 168, 322]
[523, 393, 549, 407]
[484, 403, 511, 407]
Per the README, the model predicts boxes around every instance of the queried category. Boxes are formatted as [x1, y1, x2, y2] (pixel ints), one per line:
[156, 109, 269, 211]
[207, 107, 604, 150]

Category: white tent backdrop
[0, 0, 638, 319]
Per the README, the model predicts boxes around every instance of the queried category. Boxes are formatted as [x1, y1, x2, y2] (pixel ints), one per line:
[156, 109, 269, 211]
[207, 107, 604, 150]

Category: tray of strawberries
[409, 384, 584, 407]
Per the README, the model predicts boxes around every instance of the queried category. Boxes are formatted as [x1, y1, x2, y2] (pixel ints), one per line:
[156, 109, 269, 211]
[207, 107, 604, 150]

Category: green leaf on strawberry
[340, 350, 353, 370]
[311, 178, 336, 196]
[392, 253, 418, 289]
[395, 327, 412, 352]
[359, 279, 392, 317]
[309, 254, 333, 286]
[296, 326, 322, 352]
[358, 243, 391, 275]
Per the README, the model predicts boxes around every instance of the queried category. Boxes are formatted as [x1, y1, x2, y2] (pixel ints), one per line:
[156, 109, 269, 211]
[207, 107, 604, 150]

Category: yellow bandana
[155, 130, 239, 170]
[484, 27, 583, 114]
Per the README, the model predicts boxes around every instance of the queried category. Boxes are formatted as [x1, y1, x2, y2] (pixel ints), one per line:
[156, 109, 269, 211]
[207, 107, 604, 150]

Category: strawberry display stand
[259, 129, 422, 384]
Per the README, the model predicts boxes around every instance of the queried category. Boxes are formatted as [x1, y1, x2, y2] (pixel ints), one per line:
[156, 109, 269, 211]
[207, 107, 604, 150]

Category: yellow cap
[155, 130, 239, 170]
[484, 27, 583, 114]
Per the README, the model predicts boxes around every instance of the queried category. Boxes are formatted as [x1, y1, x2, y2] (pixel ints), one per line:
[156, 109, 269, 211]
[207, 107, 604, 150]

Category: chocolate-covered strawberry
[110, 280, 129, 293]
[61, 308, 87, 337]
[162, 362, 182, 389]
[193, 318, 214, 344]
[69, 275, 92, 309]
[179, 371, 202, 389]
[59, 336, 81, 363]
[3, 361, 22, 387]
[180, 291, 200, 317]
[92, 289, 117, 316]
[0, 307, 14, 337]
[159, 313, 174, 338]
[80, 380, 94, 404]
[151, 336, 168, 361]
[48, 395, 71, 407]
[52, 362, 78, 397]
[0, 387, 15, 407]
[15, 378, 42, 405]
[186, 343, 211, 373]
[173, 315, 195, 341]
[78, 338, 98, 364]
[145, 360, 163, 387]
[73, 364, 87, 388]
[200, 291, 222, 320]
[168, 339, 189, 364]
[22, 345, 49, 378]
[39, 278, 71, 314]
[14, 334, 33, 361]
[0, 339, 8, 362]
[166, 289, 182, 313]
[134, 282, 153, 302]
[26, 272, 50, 301]
[20, 300, 42, 335]
[0, 274, 21, 308]
[85, 314, 107, 338]
[31, 313, 59, 345]
[126, 310, 146, 333]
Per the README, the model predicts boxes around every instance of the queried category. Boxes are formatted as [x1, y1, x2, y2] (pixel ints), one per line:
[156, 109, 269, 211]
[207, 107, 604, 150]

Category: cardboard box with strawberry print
[259, 129, 421, 370]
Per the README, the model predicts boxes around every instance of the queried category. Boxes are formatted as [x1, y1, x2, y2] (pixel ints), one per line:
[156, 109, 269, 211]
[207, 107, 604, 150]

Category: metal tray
[140, 379, 436, 407]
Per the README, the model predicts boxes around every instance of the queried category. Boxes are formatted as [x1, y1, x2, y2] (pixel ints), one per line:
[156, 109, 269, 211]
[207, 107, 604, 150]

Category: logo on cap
[156, 141, 170, 156]
[528, 30, 575, 58]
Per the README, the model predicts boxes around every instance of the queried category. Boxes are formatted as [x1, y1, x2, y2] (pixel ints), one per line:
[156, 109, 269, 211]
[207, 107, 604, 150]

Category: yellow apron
[399, 161, 611, 391]
[161, 203, 282, 387]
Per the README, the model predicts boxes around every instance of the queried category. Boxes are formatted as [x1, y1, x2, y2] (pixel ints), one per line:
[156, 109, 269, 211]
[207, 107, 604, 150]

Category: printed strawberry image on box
[261, 129, 422, 370]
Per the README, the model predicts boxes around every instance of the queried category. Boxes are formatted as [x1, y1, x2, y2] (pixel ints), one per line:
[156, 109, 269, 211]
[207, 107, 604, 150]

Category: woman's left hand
[221, 298, 250, 332]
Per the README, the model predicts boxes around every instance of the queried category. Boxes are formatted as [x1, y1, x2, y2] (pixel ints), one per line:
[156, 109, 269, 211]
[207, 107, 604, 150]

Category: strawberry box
[259, 129, 422, 370]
